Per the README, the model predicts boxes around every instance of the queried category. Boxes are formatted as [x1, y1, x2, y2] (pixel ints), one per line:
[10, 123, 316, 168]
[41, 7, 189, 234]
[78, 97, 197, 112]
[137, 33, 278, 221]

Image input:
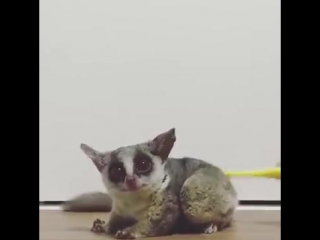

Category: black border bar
[40, 200, 280, 206]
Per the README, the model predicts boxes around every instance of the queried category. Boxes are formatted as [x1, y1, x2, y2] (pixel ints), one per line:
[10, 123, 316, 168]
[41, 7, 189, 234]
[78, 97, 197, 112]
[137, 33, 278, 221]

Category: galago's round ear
[80, 143, 108, 172]
[80, 143, 99, 159]
[150, 128, 176, 161]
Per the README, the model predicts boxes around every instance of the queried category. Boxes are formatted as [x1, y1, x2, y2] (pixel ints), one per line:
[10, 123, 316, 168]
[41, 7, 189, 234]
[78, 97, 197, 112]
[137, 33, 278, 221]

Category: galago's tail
[61, 192, 112, 212]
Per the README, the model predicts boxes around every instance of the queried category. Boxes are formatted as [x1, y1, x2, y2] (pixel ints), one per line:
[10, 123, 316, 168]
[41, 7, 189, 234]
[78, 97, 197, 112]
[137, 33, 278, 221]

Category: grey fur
[64, 128, 238, 239]
[62, 192, 112, 212]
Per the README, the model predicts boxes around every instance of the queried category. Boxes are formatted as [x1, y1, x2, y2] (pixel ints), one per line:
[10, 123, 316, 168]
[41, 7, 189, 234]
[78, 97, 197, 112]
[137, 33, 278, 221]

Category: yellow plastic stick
[225, 167, 281, 179]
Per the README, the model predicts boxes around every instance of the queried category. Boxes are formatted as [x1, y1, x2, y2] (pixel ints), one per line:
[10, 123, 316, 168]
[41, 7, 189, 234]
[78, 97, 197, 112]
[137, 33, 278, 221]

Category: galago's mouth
[122, 183, 148, 192]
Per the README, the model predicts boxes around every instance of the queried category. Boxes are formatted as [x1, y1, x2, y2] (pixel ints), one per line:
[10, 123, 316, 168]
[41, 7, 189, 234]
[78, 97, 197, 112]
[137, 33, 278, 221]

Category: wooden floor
[40, 210, 280, 240]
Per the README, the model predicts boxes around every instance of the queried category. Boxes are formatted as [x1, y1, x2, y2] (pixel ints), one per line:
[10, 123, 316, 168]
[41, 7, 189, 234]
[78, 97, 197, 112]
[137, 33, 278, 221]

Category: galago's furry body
[62, 128, 238, 239]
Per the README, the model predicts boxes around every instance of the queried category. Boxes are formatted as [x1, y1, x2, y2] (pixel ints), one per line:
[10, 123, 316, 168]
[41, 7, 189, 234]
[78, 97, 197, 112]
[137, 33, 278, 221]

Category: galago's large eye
[133, 152, 153, 175]
[108, 162, 126, 183]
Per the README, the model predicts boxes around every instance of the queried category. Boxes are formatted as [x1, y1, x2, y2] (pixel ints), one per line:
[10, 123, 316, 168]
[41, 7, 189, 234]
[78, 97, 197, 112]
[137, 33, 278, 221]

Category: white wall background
[40, 0, 280, 201]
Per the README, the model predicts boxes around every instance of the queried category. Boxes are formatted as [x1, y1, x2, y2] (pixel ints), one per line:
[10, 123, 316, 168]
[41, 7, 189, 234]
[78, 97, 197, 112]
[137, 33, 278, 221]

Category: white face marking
[101, 146, 167, 193]
[159, 172, 170, 191]
[100, 144, 170, 219]
[108, 166, 170, 218]
[139, 154, 165, 187]
[117, 148, 136, 176]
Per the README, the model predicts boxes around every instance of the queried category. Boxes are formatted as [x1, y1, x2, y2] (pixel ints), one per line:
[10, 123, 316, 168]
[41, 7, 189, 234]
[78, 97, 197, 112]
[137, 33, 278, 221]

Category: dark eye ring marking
[133, 151, 153, 175]
[108, 160, 126, 183]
